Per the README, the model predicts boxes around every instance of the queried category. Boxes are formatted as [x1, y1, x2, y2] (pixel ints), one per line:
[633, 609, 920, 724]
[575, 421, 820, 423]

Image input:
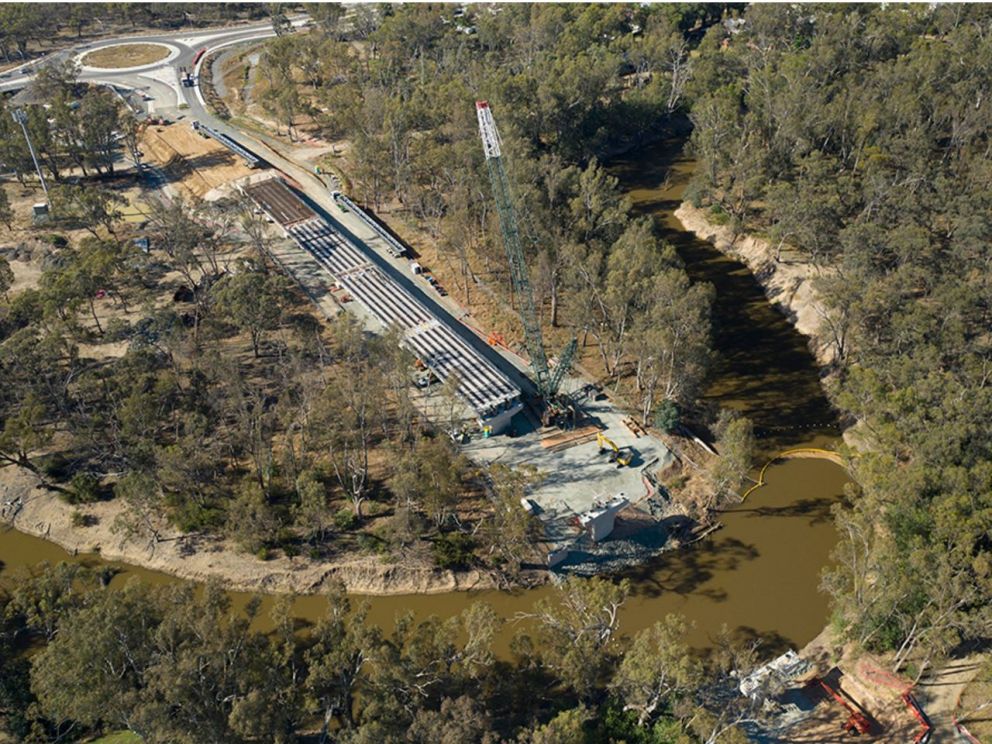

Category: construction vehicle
[815, 677, 871, 736]
[597, 432, 632, 467]
[476, 101, 577, 422]
[487, 331, 508, 348]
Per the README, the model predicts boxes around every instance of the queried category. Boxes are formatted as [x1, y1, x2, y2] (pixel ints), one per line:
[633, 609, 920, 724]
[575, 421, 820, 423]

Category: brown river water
[0, 137, 846, 653]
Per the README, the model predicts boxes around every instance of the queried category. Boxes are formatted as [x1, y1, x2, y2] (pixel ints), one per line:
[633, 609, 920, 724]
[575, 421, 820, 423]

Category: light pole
[12, 108, 49, 202]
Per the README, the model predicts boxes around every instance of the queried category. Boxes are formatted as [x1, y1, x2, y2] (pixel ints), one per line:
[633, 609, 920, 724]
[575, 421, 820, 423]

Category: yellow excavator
[597, 432, 632, 467]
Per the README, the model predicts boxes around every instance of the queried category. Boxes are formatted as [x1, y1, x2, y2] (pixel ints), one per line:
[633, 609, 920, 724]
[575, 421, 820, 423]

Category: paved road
[0, 14, 541, 401]
[0, 18, 308, 111]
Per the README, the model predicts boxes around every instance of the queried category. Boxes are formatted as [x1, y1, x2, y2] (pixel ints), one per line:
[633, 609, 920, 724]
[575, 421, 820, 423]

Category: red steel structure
[858, 661, 933, 743]
[816, 677, 872, 735]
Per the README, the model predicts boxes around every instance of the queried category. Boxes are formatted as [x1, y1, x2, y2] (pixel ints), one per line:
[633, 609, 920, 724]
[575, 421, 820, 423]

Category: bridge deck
[246, 178, 522, 423]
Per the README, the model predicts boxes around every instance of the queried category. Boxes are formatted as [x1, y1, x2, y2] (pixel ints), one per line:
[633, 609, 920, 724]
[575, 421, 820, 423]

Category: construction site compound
[121, 96, 694, 576]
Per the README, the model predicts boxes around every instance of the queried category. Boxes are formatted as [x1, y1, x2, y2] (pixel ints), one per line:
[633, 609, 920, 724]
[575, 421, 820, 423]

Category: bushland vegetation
[0, 172, 556, 576]
[253, 3, 720, 428]
[0, 52, 556, 582]
[686, 3, 992, 678]
[1, 563, 767, 743]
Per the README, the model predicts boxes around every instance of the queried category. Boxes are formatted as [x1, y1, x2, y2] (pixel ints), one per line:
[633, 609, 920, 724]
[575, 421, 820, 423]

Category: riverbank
[674, 203, 838, 369]
[3, 130, 852, 651]
[0, 467, 497, 596]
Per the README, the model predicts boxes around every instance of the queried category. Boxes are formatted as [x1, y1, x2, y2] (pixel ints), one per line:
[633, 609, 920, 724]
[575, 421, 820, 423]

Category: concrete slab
[463, 394, 674, 545]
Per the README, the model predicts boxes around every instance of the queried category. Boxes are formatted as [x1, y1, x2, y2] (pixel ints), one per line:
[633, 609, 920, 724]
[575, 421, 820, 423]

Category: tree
[112, 470, 166, 546]
[79, 89, 121, 175]
[214, 268, 288, 357]
[597, 216, 665, 380]
[0, 606, 38, 740]
[305, 587, 379, 734]
[611, 615, 702, 727]
[478, 463, 541, 579]
[407, 696, 497, 744]
[119, 109, 144, 171]
[0, 391, 52, 473]
[71, 237, 130, 334]
[525, 576, 630, 699]
[228, 597, 307, 743]
[688, 627, 767, 744]
[141, 583, 296, 742]
[522, 705, 592, 744]
[0, 104, 33, 183]
[311, 315, 390, 520]
[51, 184, 124, 238]
[6, 562, 91, 641]
[0, 254, 14, 297]
[388, 435, 470, 528]
[294, 469, 331, 544]
[29, 59, 78, 103]
[146, 196, 229, 341]
[236, 194, 272, 267]
[308, 2, 346, 38]
[704, 412, 756, 510]
[0, 186, 12, 229]
[226, 479, 278, 553]
[631, 267, 712, 423]
[30, 581, 160, 734]
[438, 371, 466, 437]
[357, 603, 498, 734]
[268, 3, 292, 36]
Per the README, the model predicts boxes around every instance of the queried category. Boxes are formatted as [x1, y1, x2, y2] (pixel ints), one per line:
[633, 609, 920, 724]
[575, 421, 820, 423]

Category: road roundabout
[78, 42, 179, 72]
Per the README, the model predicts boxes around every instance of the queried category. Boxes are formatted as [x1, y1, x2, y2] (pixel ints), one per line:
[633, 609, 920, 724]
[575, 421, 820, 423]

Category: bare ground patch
[140, 122, 254, 199]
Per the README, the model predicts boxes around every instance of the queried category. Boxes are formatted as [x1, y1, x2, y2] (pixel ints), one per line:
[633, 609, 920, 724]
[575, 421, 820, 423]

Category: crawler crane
[476, 101, 577, 425]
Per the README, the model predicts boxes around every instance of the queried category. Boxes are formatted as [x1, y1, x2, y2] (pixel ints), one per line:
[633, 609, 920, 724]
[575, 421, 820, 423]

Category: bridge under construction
[243, 177, 523, 433]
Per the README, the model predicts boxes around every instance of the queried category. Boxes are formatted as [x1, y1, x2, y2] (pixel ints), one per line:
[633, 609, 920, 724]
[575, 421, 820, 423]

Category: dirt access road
[917, 655, 986, 740]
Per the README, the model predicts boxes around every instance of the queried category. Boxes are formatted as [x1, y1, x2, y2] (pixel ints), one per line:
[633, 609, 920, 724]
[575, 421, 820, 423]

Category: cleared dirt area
[81, 43, 171, 69]
[140, 122, 254, 199]
[769, 630, 939, 743]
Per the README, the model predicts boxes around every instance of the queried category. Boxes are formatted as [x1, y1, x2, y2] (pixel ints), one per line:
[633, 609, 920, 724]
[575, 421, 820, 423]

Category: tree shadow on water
[625, 536, 760, 600]
[720, 625, 796, 657]
[731, 497, 836, 526]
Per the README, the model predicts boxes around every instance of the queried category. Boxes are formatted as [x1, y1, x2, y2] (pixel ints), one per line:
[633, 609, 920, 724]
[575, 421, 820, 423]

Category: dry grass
[81, 43, 171, 69]
[958, 675, 992, 739]
[1, 181, 77, 292]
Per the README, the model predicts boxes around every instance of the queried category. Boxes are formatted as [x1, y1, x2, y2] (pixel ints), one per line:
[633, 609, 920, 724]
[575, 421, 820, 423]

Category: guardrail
[333, 192, 408, 258]
[191, 121, 261, 168]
